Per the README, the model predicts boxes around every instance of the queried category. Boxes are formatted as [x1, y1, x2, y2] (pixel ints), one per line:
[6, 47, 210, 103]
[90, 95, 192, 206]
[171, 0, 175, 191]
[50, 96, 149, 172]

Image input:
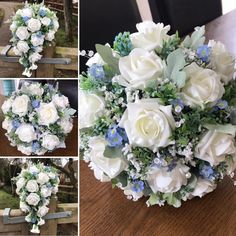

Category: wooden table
[0, 95, 78, 156]
[80, 10, 236, 236]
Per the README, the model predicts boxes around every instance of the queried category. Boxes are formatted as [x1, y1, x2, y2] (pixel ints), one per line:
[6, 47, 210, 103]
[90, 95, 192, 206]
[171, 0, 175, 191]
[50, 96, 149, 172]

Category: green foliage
[132, 147, 155, 167]
[92, 116, 113, 136]
[104, 146, 124, 158]
[113, 32, 132, 56]
[163, 193, 181, 207]
[223, 81, 236, 106]
[79, 74, 102, 91]
[111, 171, 128, 187]
[164, 48, 186, 88]
[157, 32, 180, 60]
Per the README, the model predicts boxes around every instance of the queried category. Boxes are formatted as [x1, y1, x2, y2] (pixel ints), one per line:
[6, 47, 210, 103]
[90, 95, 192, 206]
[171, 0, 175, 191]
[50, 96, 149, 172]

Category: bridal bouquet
[80, 21, 236, 207]
[10, 1, 59, 77]
[13, 162, 59, 234]
[2, 82, 76, 156]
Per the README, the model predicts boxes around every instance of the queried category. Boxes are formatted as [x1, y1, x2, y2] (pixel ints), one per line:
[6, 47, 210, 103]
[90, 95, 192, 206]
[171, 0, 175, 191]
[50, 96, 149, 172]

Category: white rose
[130, 21, 170, 51]
[42, 134, 60, 150]
[118, 48, 163, 89]
[20, 201, 30, 213]
[190, 178, 216, 198]
[17, 145, 33, 155]
[26, 193, 40, 206]
[16, 177, 26, 190]
[86, 53, 105, 67]
[37, 102, 59, 126]
[37, 205, 49, 217]
[20, 8, 32, 18]
[10, 22, 17, 32]
[79, 91, 105, 129]
[119, 99, 175, 151]
[29, 52, 42, 63]
[17, 41, 30, 54]
[27, 18, 41, 32]
[12, 94, 30, 117]
[53, 19, 59, 31]
[40, 185, 52, 197]
[31, 34, 44, 47]
[208, 40, 235, 84]
[195, 130, 236, 166]
[26, 180, 39, 192]
[88, 162, 111, 182]
[52, 94, 69, 109]
[16, 26, 30, 40]
[25, 82, 44, 96]
[37, 218, 45, 226]
[59, 118, 73, 133]
[147, 163, 190, 193]
[45, 30, 55, 41]
[41, 17, 51, 26]
[181, 63, 224, 108]
[88, 136, 128, 179]
[1, 99, 12, 114]
[2, 118, 13, 133]
[37, 172, 49, 185]
[29, 166, 39, 174]
[52, 186, 58, 194]
[15, 124, 36, 143]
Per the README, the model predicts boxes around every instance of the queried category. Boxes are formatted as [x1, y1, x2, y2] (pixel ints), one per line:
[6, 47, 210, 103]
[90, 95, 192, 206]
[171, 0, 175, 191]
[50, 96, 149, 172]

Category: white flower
[45, 30, 55, 41]
[52, 186, 58, 194]
[1, 99, 12, 114]
[37, 218, 45, 226]
[37, 205, 49, 217]
[146, 163, 190, 193]
[122, 183, 144, 201]
[53, 19, 59, 31]
[25, 213, 33, 222]
[20, 201, 30, 213]
[130, 21, 170, 51]
[25, 82, 44, 96]
[79, 90, 105, 129]
[15, 124, 36, 143]
[190, 178, 216, 198]
[10, 22, 17, 32]
[31, 34, 44, 47]
[2, 118, 13, 133]
[37, 172, 49, 185]
[29, 166, 39, 174]
[208, 40, 235, 84]
[86, 53, 105, 67]
[52, 94, 69, 109]
[59, 118, 73, 133]
[26, 180, 39, 193]
[181, 63, 225, 108]
[30, 224, 40, 234]
[118, 48, 163, 89]
[41, 17, 51, 26]
[17, 145, 33, 155]
[17, 41, 30, 54]
[26, 193, 40, 206]
[16, 177, 26, 190]
[12, 94, 30, 117]
[88, 136, 128, 179]
[40, 185, 52, 197]
[119, 99, 175, 151]
[27, 18, 41, 32]
[195, 130, 236, 166]
[42, 134, 60, 150]
[88, 162, 110, 182]
[48, 172, 56, 179]
[29, 52, 42, 63]
[37, 102, 59, 126]
[20, 8, 32, 18]
[22, 68, 32, 77]
[16, 26, 30, 40]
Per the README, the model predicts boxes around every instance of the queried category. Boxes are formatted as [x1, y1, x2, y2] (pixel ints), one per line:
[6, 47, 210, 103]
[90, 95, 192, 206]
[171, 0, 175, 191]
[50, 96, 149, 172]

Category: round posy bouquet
[13, 162, 59, 234]
[1, 82, 76, 156]
[80, 21, 236, 207]
[10, 1, 59, 77]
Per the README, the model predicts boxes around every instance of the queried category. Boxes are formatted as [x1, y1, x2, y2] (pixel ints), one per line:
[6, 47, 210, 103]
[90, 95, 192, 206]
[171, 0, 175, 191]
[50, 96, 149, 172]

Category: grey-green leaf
[104, 146, 124, 158]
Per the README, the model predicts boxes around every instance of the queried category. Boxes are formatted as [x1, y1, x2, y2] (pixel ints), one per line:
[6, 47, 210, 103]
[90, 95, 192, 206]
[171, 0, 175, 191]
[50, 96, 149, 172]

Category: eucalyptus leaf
[163, 193, 182, 208]
[183, 26, 205, 50]
[104, 146, 124, 158]
[147, 193, 160, 206]
[204, 124, 236, 136]
[113, 171, 128, 187]
[95, 44, 120, 75]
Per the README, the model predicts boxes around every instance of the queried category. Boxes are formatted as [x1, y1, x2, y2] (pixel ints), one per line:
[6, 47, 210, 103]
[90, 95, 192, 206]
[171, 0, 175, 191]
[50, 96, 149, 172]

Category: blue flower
[39, 8, 46, 17]
[131, 180, 144, 193]
[22, 16, 30, 23]
[215, 99, 228, 110]
[105, 125, 129, 147]
[167, 160, 177, 172]
[170, 99, 184, 113]
[32, 100, 40, 108]
[12, 119, 21, 129]
[197, 45, 211, 62]
[88, 64, 105, 80]
[199, 164, 215, 180]
[32, 141, 41, 152]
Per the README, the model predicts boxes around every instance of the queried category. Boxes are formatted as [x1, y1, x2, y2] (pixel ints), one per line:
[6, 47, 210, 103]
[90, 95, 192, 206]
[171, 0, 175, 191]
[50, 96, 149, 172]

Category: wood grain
[80, 11, 236, 235]
[0, 95, 78, 157]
